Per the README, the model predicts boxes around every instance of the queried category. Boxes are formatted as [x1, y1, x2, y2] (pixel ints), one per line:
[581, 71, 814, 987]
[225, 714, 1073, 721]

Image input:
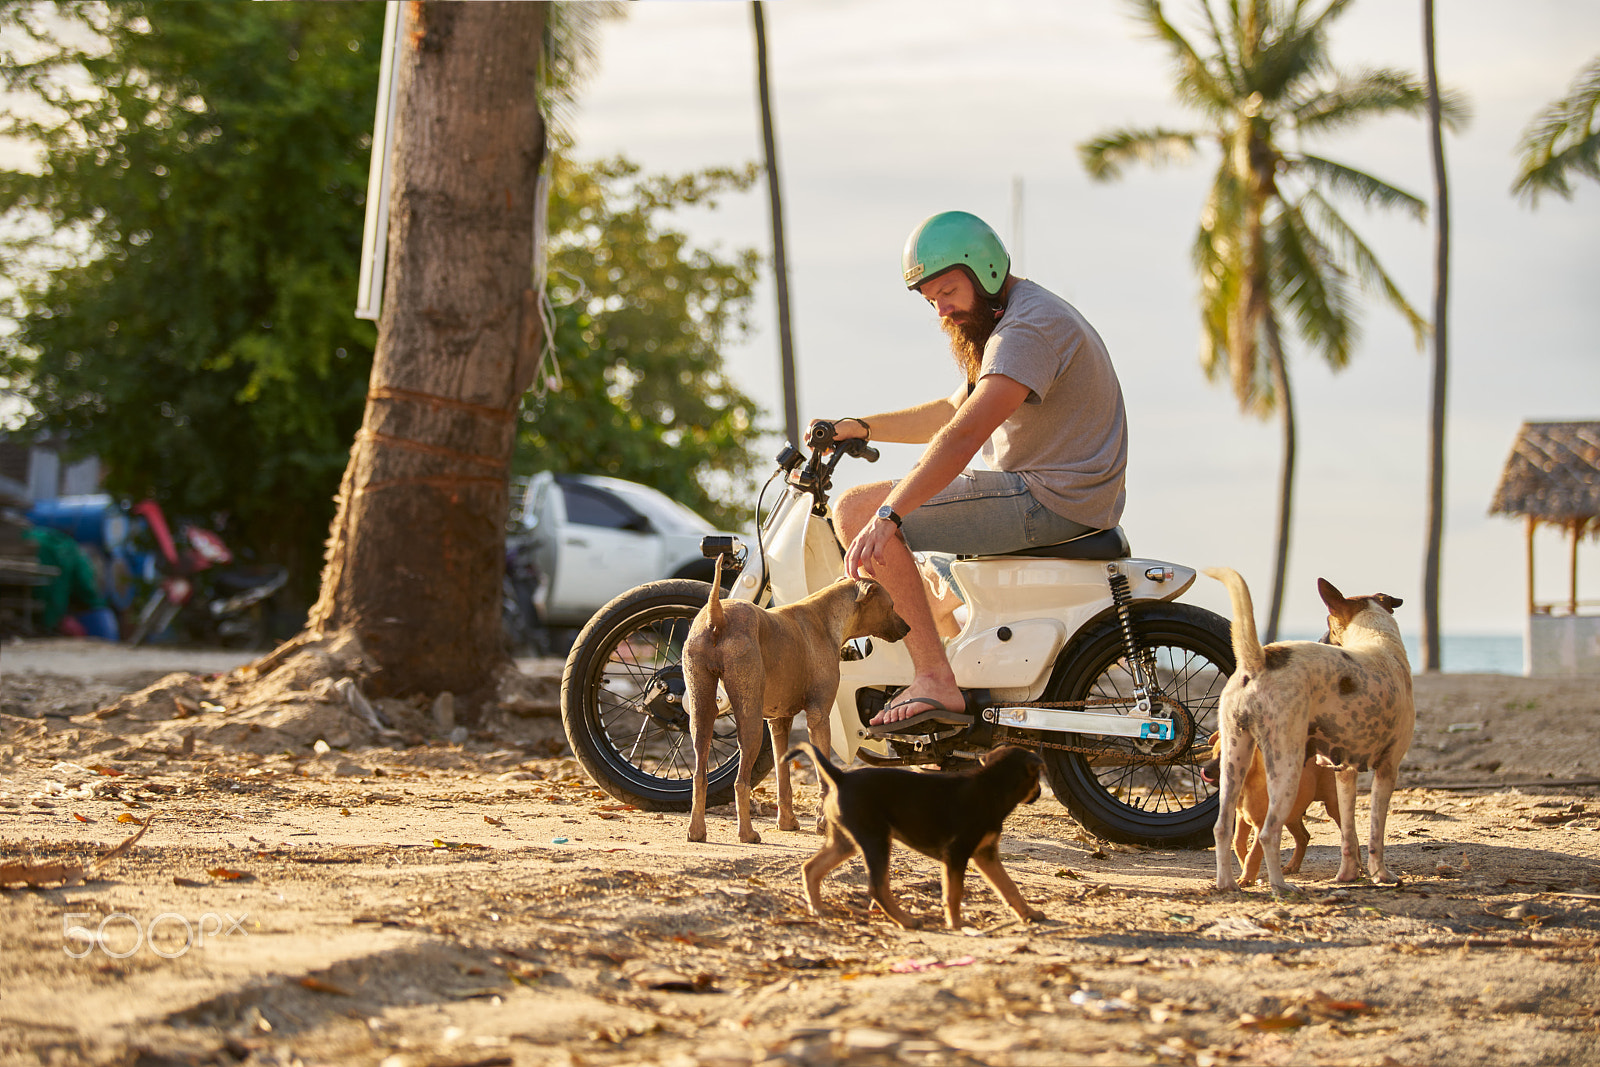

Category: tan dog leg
[1212, 732, 1253, 892]
[1282, 816, 1313, 875]
[1237, 819, 1263, 885]
[1332, 768, 1362, 882]
[801, 705, 834, 833]
[685, 675, 719, 843]
[1258, 776, 1306, 895]
[1366, 761, 1401, 883]
[733, 704, 768, 844]
[769, 714, 799, 832]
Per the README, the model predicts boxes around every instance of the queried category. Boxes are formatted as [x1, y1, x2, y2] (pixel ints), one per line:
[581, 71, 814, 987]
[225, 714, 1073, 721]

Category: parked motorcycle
[560, 422, 1236, 847]
[124, 500, 287, 649]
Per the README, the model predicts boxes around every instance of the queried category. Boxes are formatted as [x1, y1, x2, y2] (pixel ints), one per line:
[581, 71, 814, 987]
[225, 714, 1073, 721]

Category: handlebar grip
[806, 421, 836, 449]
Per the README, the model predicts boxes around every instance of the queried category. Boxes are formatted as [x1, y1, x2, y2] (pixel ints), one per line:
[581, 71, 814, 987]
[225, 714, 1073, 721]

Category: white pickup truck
[506, 472, 738, 652]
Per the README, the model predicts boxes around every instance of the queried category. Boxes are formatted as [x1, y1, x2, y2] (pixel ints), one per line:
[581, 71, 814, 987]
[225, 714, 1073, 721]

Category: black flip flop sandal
[866, 696, 973, 737]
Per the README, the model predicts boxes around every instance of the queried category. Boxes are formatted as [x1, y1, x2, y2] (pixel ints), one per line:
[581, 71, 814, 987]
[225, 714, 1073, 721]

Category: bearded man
[824, 211, 1129, 731]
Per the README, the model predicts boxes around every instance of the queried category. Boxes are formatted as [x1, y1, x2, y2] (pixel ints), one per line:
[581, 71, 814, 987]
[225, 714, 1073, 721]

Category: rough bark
[304, 1, 547, 704]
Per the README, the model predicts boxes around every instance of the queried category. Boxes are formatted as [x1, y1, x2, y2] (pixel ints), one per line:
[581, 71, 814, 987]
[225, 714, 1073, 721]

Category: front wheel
[560, 580, 774, 811]
[1040, 602, 1233, 848]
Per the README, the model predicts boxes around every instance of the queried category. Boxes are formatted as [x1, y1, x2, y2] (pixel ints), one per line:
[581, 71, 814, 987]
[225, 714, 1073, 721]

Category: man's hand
[807, 417, 869, 448]
[845, 514, 900, 580]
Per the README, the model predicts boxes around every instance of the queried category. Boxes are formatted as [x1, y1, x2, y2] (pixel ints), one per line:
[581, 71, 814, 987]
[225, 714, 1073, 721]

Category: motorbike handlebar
[805, 421, 879, 464]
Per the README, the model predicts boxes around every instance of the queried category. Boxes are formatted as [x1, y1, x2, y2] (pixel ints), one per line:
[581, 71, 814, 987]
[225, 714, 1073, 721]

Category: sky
[562, 0, 1600, 637]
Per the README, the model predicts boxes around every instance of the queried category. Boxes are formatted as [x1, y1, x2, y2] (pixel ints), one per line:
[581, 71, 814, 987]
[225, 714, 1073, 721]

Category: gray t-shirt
[978, 280, 1129, 529]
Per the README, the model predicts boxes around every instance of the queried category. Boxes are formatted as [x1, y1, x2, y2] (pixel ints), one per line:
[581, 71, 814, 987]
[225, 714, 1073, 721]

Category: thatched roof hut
[1490, 420, 1600, 615]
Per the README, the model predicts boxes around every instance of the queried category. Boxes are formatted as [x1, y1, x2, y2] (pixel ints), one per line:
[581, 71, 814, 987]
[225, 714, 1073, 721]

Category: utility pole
[752, 1, 799, 446]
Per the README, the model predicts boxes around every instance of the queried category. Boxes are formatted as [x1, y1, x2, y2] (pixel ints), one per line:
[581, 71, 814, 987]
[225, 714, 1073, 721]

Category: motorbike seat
[969, 526, 1131, 561]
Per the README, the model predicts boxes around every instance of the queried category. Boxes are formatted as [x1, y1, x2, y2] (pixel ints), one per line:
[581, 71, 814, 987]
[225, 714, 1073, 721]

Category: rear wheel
[560, 580, 774, 810]
[1040, 602, 1233, 847]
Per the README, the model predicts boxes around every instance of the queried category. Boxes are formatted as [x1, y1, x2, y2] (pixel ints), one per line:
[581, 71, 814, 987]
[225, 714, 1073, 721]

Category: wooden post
[1525, 514, 1536, 615]
[1570, 518, 1581, 617]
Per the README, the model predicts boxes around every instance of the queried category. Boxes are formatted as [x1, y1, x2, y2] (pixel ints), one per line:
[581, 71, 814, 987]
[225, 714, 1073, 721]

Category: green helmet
[901, 211, 1010, 299]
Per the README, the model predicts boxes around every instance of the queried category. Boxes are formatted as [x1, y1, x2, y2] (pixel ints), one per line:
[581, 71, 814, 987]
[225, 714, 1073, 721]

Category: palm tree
[1082, 0, 1463, 639]
[1420, 0, 1452, 673]
[1512, 54, 1600, 205]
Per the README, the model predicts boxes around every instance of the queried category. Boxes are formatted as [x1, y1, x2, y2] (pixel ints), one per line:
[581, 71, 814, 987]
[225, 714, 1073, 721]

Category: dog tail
[706, 552, 725, 638]
[782, 741, 844, 791]
[1204, 567, 1265, 677]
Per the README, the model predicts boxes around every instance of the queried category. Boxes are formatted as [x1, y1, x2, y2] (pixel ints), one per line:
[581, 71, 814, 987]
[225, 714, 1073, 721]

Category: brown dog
[1207, 568, 1413, 894]
[682, 556, 910, 844]
[1200, 731, 1341, 885]
[784, 742, 1047, 930]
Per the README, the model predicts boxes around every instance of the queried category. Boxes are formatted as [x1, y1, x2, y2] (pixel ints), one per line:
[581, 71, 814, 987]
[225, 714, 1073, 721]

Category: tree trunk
[1420, 0, 1450, 672]
[1263, 309, 1294, 644]
[752, 1, 799, 447]
[307, 2, 547, 702]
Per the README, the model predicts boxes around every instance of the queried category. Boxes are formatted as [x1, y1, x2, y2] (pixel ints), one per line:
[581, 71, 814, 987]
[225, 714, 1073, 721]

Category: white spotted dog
[1206, 567, 1413, 895]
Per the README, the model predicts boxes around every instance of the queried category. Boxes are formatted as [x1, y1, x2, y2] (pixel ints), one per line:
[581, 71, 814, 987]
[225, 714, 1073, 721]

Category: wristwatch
[876, 505, 903, 528]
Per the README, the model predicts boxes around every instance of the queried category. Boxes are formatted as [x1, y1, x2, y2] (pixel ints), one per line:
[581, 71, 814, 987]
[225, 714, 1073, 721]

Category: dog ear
[1372, 593, 1403, 613]
[1317, 578, 1363, 629]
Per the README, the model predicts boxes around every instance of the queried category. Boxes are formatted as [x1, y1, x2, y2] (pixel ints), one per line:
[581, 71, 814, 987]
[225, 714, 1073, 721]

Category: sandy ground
[2, 638, 1599, 1067]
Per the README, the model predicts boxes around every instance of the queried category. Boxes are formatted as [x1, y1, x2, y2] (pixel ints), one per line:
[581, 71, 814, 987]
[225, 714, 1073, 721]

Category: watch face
[877, 505, 900, 526]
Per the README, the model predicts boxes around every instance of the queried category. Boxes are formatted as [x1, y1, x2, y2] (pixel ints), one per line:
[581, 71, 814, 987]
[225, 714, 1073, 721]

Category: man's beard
[940, 305, 997, 384]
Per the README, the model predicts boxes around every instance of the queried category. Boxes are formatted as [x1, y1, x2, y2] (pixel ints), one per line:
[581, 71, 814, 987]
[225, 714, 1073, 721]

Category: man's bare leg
[835, 483, 964, 725]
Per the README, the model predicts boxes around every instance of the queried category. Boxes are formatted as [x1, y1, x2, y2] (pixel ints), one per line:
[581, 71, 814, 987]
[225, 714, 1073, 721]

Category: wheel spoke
[568, 590, 763, 801]
[1042, 606, 1235, 846]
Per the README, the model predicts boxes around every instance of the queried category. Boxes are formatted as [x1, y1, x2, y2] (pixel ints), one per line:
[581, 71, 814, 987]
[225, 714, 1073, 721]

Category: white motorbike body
[721, 481, 1196, 766]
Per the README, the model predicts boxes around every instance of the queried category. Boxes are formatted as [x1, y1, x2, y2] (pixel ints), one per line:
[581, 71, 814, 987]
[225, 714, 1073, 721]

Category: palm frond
[1078, 126, 1202, 181]
[1290, 153, 1426, 219]
[1293, 67, 1469, 135]
[1244, 0, 1334, 105]
[1271, 204, 1356, 370]
[1191, 159, 1277, 413]
[1513, 54, 1600, 205]
[542, 2, 628, 143]
[1298, 190, 1428, 347]
[1131, 0, 1235, 115]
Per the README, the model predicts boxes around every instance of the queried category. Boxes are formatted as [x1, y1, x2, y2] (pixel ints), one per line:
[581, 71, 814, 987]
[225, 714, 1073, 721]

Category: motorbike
[559, 423, 1236, 847]
[124, 500, 288, 649]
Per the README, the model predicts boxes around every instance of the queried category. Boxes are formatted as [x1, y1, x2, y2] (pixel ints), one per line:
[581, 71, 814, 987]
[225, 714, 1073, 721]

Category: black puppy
[783, 742, 1048, 930]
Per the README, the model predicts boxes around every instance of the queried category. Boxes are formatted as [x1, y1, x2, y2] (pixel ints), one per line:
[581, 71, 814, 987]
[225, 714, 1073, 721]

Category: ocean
[1282, 633, 1523, 675]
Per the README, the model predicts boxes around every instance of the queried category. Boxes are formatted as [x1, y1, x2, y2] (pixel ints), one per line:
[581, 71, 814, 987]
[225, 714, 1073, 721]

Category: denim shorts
[898, 469, 1097, 556]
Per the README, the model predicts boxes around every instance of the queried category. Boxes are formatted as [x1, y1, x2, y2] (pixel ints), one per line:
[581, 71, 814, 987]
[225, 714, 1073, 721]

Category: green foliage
[1083, 0, 1466, 416]
[1513, 54, 1600, 206]
[0, 0, 384, 586]
[2, 0, 765, 586]
[519, 153, 765, 529]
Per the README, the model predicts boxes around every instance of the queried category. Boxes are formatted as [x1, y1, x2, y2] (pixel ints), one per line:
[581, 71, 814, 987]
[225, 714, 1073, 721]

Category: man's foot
[869, 692, 968, 728]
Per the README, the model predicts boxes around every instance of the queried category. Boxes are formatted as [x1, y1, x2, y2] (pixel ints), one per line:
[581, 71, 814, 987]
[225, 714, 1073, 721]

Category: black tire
[560, 580, 775, 811]
[1040, 602, 1234, 848]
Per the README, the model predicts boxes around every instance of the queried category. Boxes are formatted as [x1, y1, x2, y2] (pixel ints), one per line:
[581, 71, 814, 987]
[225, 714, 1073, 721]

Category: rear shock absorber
[1106, 562, 1154, 715]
